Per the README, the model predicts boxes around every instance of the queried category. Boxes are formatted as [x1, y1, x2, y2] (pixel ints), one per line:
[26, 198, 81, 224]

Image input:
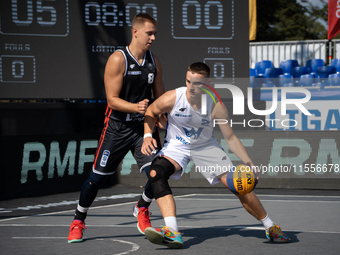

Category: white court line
[10, 237, 140, 255]
[0, 224, 137, 227]
[178, 225, 340, 234]
[175, 198, 340, 203]
[13, 236, 65, 239]
[176, 193, 340, 198]
[1, 193, 339, 224]
[2, 193, 338, 254]
[6, 224, 340, 235]
[0, 193, 141, 212]
[0, 194, 196, 222]
[0, 201, 137, 222]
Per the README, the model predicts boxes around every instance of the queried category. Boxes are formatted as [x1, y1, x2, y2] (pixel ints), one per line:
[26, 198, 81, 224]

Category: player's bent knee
[86, 171, 108, 188]
[150, 169, 156, 178]
[148, 157, 175, 199]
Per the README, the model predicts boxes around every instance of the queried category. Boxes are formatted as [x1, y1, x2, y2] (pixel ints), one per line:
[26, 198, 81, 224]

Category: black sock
[137, 180, 153, 208]
[74, 209, 87, 222]
[137, 195, 151, 208]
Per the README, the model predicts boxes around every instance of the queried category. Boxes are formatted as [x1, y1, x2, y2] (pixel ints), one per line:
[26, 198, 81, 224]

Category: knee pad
[79, 171, 108, 208]
[148, 157, 175, 199]
[85, 171, 108, 188]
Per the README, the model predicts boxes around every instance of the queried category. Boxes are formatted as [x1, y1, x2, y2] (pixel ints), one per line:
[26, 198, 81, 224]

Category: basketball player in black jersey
[68, 13, 165, 243]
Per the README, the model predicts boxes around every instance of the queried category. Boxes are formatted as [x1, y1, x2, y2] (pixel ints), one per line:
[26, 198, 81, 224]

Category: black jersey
[108, 46, 157, 122]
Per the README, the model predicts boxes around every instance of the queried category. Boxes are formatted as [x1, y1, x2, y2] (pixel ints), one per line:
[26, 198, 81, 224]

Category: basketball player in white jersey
[140, 62, 289, 248]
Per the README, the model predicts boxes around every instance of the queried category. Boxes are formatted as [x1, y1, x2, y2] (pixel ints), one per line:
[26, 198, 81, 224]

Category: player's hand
[157, 113, 168, 129]
[247, 162, 259, 182]
[137, 99, 149, 115]
[141, 137, 158, 156]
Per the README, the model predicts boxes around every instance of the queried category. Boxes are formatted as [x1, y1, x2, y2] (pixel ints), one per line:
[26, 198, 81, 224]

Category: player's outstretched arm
[213, 103, 254, 168]
[141, 90, 176, 155]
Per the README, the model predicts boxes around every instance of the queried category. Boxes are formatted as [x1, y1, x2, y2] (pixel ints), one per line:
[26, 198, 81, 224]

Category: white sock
[164, 216, 178, 232]
[260, 214, 274, 230]
[77, 204, 89, 213]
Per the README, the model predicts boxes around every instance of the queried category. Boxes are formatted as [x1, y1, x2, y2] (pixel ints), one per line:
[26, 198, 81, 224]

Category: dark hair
[188, 62, 210, 78]
[132, 13, 157, 28]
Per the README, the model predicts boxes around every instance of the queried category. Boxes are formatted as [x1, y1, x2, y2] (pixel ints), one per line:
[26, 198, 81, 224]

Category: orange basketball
[227, 164, 258, 195]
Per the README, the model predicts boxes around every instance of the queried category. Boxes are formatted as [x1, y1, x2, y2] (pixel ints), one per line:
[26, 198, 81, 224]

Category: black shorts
[93, 119, 161, 175]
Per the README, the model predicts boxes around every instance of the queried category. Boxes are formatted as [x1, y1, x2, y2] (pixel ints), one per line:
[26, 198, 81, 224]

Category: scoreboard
[0, 0, 249, 99]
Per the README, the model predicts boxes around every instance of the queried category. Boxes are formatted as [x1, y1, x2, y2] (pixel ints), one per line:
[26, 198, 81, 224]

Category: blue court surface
[0, 184, 339, 255]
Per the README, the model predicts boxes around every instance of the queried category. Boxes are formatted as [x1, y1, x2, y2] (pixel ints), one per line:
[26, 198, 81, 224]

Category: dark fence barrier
[6, 101, 339, 200]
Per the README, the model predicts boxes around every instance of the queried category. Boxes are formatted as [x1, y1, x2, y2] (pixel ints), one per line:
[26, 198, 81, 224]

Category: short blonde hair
[132, 13, 157, 28]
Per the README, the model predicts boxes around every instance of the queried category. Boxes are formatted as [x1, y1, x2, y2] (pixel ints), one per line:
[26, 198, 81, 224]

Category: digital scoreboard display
[0, 0, 249, 99]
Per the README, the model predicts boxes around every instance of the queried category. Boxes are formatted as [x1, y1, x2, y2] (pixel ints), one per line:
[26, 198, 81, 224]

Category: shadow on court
[0, 185, 339, 255]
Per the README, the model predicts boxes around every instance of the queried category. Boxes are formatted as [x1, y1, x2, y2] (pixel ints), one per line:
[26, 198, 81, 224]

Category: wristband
[143, 133, 152, 139]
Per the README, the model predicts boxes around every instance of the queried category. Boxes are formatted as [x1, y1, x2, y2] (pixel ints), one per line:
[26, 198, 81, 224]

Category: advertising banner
[328, 0, 340, 40]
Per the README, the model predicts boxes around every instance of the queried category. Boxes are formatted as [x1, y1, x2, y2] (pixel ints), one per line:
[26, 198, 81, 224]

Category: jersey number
[148, 73, 154, 84]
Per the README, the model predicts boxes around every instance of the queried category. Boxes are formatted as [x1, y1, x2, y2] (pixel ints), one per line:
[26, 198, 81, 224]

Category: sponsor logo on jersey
[129, 64, 135, 69]
[179, 108, 186, 112]
[148, 63, 153, 70]
[182, 127, 204, 140]
[127, 71, 142, 75]
[100, 150, 110, 167]
[176, 135, 189, 144]
[125, 113, 144, 121]
[175, 113, 192, 117]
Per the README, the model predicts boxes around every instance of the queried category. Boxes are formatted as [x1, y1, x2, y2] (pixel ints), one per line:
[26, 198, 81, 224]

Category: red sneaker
[133, 203, 151, 235]
[68, 220, 87, 243]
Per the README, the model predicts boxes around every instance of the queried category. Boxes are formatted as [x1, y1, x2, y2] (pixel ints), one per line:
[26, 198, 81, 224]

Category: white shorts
[157, 138, 234, 185]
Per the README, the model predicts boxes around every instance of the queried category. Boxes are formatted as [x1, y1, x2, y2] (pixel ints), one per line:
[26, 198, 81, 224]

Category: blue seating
[262, 82, 275, 87]
[330, 58, 339, 67]
[264, 67, 283, 86]
[291, 66, 310, 86]
[255, 60, 273, 76]
[279, 74, 294, 87]
[299, 73, 319, 87]
[250, 68, 256, 77]
[299, 74, 313, 87]
[310, 59, 325, 74]
[291, 66, 310, 78]
[316, 66, 336, 87]
[279, 59, 299, 74]
[305, 59, 312, 71]
[328, 73, 340, 86]
[264, 67, 284, 78]
[330, 58, 340, 73]
[316, 66, 336, 78]
[251, 76, 267, 88]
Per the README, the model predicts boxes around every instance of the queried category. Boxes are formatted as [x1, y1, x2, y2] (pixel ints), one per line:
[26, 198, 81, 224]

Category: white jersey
[157, 87, 233, 185]
[164, 87, 215, 147]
